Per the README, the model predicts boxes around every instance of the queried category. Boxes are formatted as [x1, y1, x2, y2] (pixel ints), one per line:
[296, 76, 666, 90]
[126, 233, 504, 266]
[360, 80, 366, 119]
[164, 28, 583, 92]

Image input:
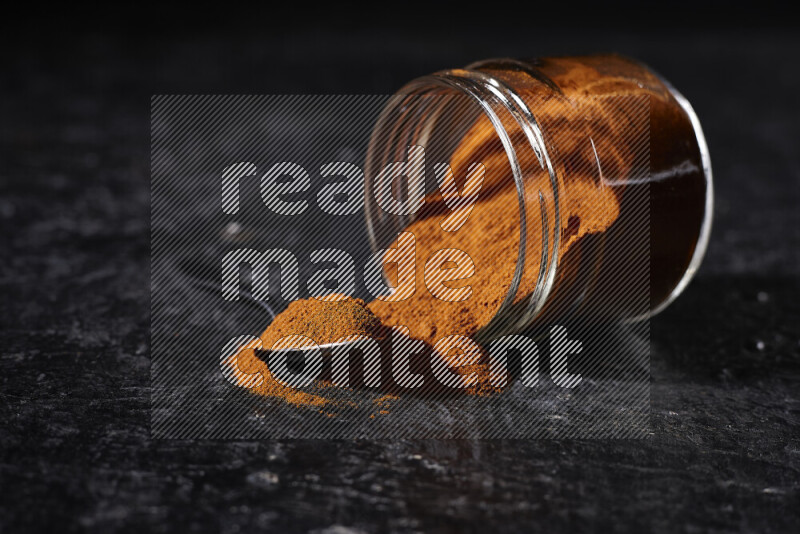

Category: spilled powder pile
[229, 342, 339, 410]
[224, 296, 386, 414]
[260, 296, 384, 349]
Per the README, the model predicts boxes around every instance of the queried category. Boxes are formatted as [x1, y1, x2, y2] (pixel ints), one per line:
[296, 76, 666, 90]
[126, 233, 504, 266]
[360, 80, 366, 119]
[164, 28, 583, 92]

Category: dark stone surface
[1, 28, 798, 532]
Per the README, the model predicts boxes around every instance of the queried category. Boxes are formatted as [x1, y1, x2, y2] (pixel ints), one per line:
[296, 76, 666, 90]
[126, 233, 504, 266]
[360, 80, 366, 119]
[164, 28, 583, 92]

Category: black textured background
[1, 17, 799, 533]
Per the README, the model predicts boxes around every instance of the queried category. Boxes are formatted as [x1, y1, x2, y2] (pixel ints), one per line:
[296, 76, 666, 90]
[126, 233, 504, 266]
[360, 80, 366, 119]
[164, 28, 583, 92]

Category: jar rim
[364, 67, 563, 337]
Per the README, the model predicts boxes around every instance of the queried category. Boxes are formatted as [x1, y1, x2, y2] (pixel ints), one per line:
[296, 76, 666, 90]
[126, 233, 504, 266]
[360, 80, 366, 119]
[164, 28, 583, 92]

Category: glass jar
[364, 54, 712, 341]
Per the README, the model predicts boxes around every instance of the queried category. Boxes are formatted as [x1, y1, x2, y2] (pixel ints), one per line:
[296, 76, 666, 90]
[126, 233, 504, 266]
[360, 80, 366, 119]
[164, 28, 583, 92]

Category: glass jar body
[365, 54, 712, 341]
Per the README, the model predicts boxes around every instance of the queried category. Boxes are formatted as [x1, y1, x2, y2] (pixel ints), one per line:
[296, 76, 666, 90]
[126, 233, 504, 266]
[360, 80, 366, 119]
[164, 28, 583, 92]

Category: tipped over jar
[363, 54, 712, 343]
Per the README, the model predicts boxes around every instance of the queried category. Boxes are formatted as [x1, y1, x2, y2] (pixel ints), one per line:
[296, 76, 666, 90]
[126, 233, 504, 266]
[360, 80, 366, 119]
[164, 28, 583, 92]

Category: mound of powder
[260, 295, 385, 350]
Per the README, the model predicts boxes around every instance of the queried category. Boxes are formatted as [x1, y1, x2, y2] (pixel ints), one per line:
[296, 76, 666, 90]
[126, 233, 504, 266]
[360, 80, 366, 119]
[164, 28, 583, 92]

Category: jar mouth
[364, 68, 562, 338]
